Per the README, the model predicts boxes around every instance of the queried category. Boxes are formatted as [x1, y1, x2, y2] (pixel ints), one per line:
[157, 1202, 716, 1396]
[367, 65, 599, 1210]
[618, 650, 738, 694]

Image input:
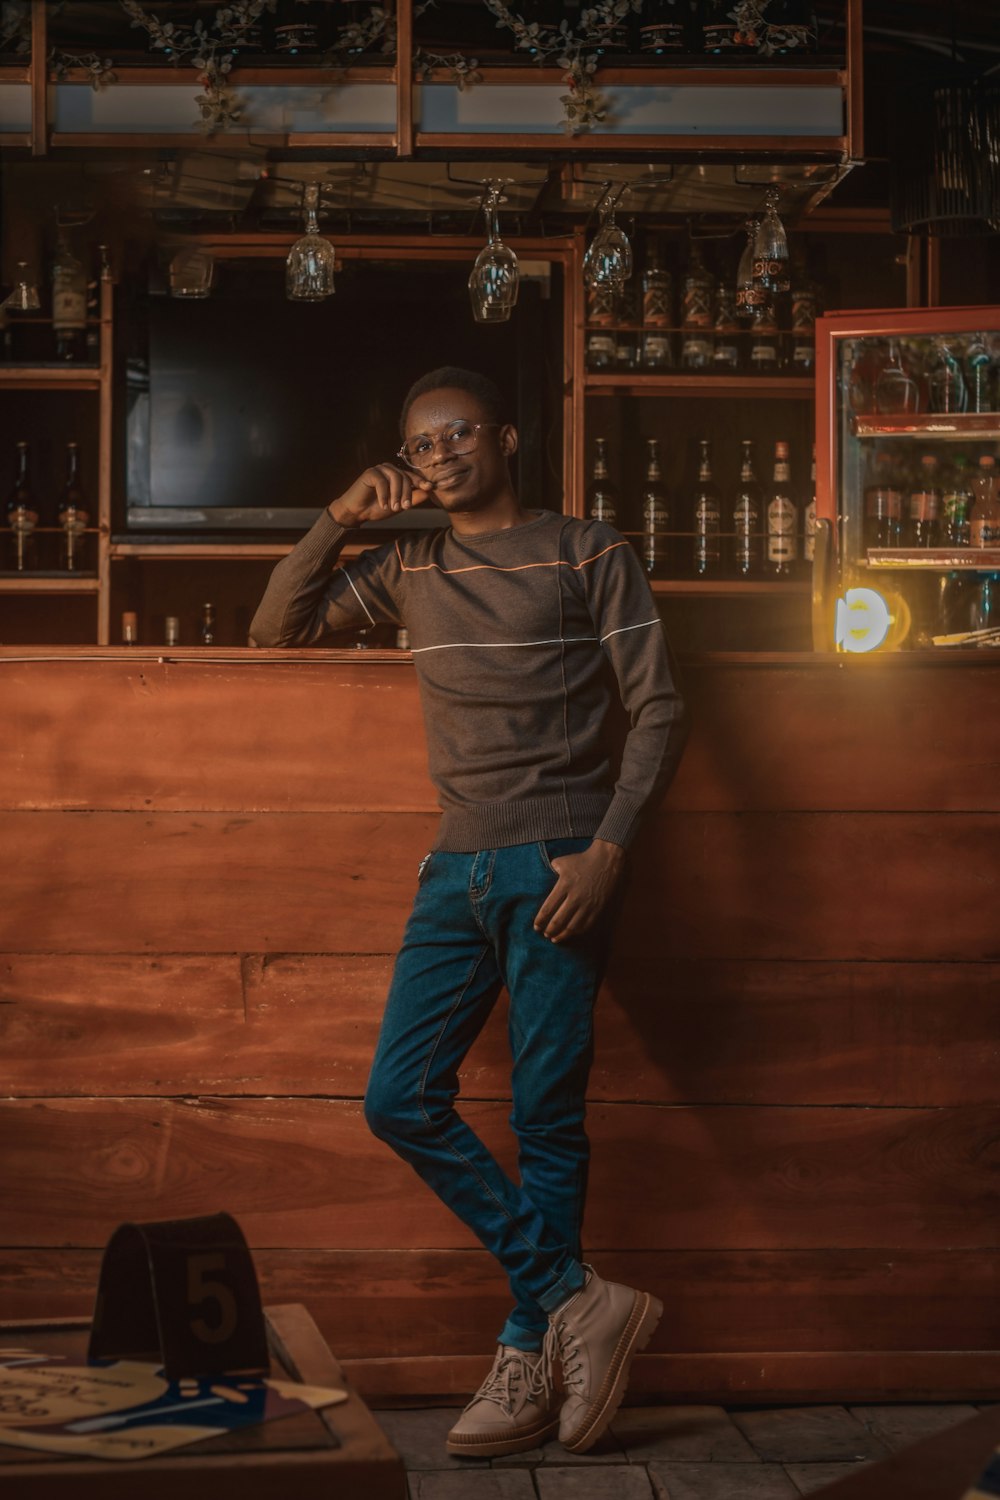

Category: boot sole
[445, 1413, 561, 1457]
[560, 1290, 663, 1454]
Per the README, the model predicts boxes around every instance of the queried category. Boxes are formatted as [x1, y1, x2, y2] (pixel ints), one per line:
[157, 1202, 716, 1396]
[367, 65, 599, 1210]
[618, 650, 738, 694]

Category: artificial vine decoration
[119, 0, 274, 132]
[0, 0, 30, 54]
[728, 0, 817, 54]
[49, 51, 118, 89]
[413, 51, 483, 91]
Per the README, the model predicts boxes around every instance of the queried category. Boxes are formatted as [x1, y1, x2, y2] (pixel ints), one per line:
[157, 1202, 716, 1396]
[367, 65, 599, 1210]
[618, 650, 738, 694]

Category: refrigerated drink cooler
[814, 305, 1000, 653]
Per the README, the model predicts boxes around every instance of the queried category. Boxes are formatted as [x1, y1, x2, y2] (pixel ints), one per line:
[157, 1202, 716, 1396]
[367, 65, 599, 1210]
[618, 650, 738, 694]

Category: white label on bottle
[767, 497, 797, 562]
[53, 277, 87, 332]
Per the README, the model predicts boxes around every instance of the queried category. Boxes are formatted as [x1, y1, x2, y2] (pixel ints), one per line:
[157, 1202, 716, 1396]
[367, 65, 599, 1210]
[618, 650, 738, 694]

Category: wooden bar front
[1, 647, 998, 1404]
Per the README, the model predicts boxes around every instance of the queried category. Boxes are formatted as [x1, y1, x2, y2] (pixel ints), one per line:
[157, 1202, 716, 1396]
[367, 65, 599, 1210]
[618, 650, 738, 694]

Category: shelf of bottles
[2, 439, 97, 586]
[826, 313, 1000, 646]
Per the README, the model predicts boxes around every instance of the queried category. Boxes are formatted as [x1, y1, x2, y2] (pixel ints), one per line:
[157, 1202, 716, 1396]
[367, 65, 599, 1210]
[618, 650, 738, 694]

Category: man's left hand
[533, 838, 626, 945]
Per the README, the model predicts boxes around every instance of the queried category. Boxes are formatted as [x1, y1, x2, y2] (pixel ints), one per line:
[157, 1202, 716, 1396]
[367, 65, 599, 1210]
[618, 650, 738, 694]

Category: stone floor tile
[729, 1405, 891, 1464]
[782, 1460, 876, 1495]
[375, 1408, 489, 1469]
[613, 1405, 759, 1463]
[538, 1429, 627, 1463]
[492, 1445, 550, 1466]
[409, 1470, 538, 1500]
[848, 1402, 981, 1451]
[536, 1465, 654, 1499]
[649, 1461, 799, 1500]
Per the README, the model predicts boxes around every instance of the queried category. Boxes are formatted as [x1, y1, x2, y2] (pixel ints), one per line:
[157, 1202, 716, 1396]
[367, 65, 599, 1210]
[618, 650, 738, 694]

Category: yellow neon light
[834, 587, 893, 653]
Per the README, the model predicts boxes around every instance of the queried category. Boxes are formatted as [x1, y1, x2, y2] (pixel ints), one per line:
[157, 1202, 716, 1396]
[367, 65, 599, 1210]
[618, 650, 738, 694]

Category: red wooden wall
[1, 647, 998, 1403]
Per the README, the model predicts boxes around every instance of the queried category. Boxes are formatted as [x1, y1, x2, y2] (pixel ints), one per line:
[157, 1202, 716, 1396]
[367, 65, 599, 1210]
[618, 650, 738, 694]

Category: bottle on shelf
[907, 453, 941, 549]
[637, 0, 693, 53]
[749, 304, 783, 374]
[586, 439, 617, 524]
[964, 333, 993, 415]
[928, 339, 968, 415]
[766, 440, 798, 579]
[712, 278, 741, 372]
[121, 611, 138, 646]
[199, 602, 217, 646]
[969, 454, 1000, 548]
[680, 243, 714, 371]
[863, 449, 903, 551]
[942, 455, 972, 547]
[585, 283, 618, 373]
[6, 440, 39, 573]
[789, 252, 817, 374]
[700, 0, 755, 52]
[57, 441, 90, 572]
[803, 445, 817, 568]
[51, 234, 89, 363]
[615, 282, 639, 373]
[692, 437, 722, 579]
[732, 438, 763, 578]
[640, 437, 671, 579]
[165, 615, 181, 647]
[640, 237, 673, 372]
[735, 219, 766, 324]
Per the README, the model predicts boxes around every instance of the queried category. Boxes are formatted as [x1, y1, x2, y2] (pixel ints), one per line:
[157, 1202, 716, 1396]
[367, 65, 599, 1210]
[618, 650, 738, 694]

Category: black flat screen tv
[124, 259, 559, 533]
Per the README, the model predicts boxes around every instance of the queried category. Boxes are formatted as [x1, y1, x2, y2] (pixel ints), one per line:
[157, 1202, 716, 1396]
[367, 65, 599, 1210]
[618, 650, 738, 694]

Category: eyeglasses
[397, 420, 501, 469]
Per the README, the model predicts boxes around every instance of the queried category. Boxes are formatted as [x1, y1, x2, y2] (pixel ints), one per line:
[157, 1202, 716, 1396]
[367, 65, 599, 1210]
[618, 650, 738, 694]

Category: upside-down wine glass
[286, 183, 336, 302]
[583, 185, 632, 293]
[468, 182, 519, 324]
[751, 187, 790, 303]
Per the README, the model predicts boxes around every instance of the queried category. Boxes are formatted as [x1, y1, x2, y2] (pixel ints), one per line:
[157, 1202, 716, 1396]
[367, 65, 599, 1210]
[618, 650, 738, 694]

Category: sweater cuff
[296, 506, 349, 564]
[593, 793, 646, 851]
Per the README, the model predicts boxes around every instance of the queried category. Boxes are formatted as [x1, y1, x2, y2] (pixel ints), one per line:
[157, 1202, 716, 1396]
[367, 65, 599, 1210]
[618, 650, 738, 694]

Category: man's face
[402, 387, 516, 514]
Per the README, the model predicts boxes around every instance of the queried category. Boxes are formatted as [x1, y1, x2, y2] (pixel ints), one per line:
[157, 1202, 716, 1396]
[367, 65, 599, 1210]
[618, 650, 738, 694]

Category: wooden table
[0, 1303, 406, 1498]
[814, 1403, 1000, 1499]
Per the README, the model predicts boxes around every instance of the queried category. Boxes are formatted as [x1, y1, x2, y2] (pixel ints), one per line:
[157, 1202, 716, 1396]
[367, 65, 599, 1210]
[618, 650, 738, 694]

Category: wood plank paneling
[4, 953, 1000, 1107]
[2, 810, 997, 961]
[5, 1248, 997, 1359]
[2, 659, 999, 814]
[2, 1098, 997, 1252]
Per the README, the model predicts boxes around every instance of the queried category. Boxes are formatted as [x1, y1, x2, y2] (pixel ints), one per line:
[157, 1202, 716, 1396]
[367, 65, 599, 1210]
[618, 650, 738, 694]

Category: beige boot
[445, 1343, 560, 1457]
[545, 1266, 662, 1453]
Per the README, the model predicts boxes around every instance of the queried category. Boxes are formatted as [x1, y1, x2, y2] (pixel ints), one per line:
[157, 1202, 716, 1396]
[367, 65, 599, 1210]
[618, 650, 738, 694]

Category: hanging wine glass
[875, 339, 920, 414]
[468, 181, 519, 324]
[751, 188, 790, 303]
[286, 183, 336, 302]
[583, 184, 632, 293]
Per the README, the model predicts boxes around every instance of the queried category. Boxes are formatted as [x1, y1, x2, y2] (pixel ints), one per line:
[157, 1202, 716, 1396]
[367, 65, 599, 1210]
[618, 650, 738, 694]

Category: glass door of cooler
[815, 305, 1000, 653]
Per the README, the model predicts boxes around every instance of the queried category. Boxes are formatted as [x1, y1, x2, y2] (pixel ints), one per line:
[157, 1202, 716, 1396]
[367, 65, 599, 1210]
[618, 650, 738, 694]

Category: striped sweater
[249, 506, 688, 852]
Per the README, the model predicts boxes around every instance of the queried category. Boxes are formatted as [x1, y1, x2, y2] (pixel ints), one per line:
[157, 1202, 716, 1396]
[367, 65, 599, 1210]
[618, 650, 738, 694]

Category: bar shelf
[0, 365, 101, 391]
[851, 413, 1000, 441]
[864, 549, 1000, 570]
[585, 373, 814, 398]
[0, 575, 100, 593]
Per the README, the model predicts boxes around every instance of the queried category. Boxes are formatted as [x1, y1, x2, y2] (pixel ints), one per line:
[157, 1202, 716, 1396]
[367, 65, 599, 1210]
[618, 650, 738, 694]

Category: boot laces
[470, 1345, 553, 1417]
[543, 1317, 585, 1396]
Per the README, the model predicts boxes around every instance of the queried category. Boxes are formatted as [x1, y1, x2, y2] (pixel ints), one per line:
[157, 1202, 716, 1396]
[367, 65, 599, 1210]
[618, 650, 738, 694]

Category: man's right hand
[328, 464, 434, 528]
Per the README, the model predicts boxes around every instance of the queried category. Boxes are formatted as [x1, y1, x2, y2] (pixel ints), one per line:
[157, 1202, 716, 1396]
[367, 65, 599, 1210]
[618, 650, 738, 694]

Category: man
[249, 366, 688, 1459]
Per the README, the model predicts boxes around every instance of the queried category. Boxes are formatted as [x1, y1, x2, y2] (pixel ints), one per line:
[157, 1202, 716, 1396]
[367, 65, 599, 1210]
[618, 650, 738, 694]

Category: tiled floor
[373, 1401, 998, 1499]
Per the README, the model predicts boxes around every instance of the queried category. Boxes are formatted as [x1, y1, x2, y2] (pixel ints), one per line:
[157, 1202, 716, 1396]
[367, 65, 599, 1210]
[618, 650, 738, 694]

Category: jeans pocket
[537, 837, 592, 876]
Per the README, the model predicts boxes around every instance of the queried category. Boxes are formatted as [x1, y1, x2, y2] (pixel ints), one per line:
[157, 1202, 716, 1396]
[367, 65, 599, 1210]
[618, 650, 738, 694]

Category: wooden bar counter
[1, 646, 998, 1406]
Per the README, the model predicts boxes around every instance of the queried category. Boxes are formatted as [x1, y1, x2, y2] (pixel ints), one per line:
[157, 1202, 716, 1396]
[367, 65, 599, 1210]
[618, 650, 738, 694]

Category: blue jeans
[363, 837, 617, 1353]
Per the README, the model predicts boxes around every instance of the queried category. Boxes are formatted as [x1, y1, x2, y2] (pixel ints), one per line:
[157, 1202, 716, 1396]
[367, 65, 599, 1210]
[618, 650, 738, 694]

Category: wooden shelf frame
[11, 0, 861, 160]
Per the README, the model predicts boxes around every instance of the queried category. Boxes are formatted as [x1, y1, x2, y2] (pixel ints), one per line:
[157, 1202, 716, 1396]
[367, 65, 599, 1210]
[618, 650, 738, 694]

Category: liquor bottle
[51, 235, 88, 362]
[712, 279, 741, 372]
[735, 219, 766, 324]
[638, 0, 692, 54]
[908, 453, 941, 548]
[700, 0, 755, 52]
[803, 445, 817, 568]
[928, 340, 968, 414]
[586, 438, 618, 524]
[121, 611, 138, 645]
[6, 440, 39, 572]
[585, 283, 618, 373]
[165, 615, 181, 647]
[749, 305, 782, 374]
[732, 439, 763, 578]
[766, 440, 797, 578]
[790, 252, 817, 374]
[965, 334, 994, 415]
[680, 244, 713, 371]
[863, 449, 903, 551]
[692, 437, 722, 578]
[969, 454, 1000, 548]
[640, 239, 673, 372]
[942, 455, 972, 547]
[200, 602, 217, 646]
[615, 283, 639, 373]
[640, 438, 671, 578]
[57, 441, 89, 572]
